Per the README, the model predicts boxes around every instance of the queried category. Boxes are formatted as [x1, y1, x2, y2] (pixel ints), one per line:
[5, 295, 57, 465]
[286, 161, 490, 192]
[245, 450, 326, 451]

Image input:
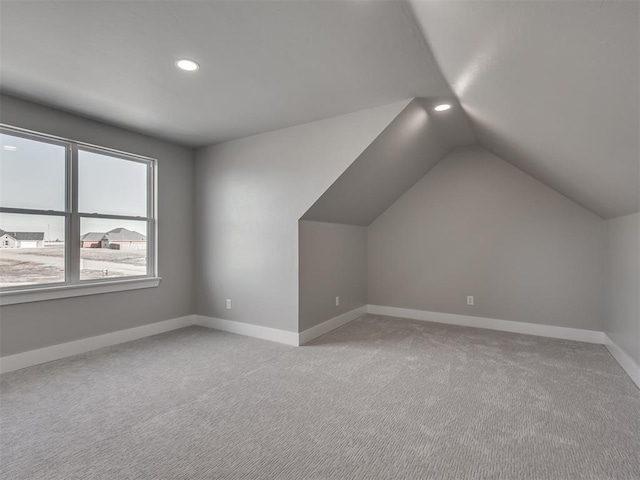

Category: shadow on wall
[301, 97, 475, 226]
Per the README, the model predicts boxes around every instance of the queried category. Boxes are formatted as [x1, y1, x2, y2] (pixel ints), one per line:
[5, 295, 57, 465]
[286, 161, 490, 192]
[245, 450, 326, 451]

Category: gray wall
[605, 212, 640, 365]
[299, 221, 367, 332]
[0, 95, 195, 357]
[194, 101, 407, 332]
[368, 146, 605, 331]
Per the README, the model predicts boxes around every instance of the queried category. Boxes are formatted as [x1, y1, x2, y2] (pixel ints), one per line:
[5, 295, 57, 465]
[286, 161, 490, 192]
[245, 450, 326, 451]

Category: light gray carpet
[1, 314, 639, 480]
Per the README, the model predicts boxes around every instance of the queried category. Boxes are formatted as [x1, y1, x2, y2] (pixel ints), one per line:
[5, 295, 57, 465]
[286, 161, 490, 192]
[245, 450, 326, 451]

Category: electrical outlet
[466, 296, 474, 306]
[226, 298, 232, 310]
[335, 296, 340, 306]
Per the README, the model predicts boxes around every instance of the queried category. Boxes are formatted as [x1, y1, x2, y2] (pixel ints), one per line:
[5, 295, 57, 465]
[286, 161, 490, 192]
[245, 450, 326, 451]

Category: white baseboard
[192, 315, 299, 346]
[299, 305, 367, 345]
[0, 310, 342, 374]
[368, 305, 639, 389]
[3, 307, 637, 391]
[367, 305, 606, 344]
[604, 335, 640, 389]
[0, 315, 195, 374]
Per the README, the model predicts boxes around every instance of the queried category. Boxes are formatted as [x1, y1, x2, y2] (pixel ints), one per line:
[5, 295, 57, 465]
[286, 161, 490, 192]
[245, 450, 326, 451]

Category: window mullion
[68, 145, 81, 283]
[77, 213, 150, 221]
[0, 207, 67, 216]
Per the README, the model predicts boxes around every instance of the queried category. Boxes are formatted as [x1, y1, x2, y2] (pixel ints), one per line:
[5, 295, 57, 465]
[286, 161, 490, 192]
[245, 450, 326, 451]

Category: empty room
[0, 1, 638, 479]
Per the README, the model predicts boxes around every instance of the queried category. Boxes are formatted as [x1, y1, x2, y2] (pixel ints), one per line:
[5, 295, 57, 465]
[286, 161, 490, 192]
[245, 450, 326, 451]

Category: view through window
[0, 127, 156, 290]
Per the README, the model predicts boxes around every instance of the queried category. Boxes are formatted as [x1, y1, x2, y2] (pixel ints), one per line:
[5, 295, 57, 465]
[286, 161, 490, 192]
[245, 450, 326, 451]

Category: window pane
[0, 213, 65, 288]
[78, 150, 147, 217]
[80, 218, 148, 280]
[0, 132, 66, 211]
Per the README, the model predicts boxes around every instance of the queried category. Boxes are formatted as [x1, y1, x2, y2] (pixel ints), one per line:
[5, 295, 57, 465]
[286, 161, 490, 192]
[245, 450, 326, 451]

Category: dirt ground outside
[0, 245, 147, 288]
[26, 245, 147, 265]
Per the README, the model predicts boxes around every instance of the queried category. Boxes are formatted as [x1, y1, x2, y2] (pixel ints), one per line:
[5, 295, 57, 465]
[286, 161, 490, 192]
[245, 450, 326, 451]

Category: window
[0, 125, 158, 304]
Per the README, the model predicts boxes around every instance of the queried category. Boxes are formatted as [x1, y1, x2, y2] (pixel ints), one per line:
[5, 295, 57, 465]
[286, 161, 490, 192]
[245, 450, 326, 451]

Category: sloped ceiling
[302, 97, 475, 225]
[0, 1, 452, 146]
[410, 0, 640, 219]
[1, 1, 636, 219]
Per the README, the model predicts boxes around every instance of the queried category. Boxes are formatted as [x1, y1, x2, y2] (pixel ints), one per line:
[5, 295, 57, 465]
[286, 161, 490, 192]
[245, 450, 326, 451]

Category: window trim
[0, 124, 160, 304]
[0, 277, 161, 306]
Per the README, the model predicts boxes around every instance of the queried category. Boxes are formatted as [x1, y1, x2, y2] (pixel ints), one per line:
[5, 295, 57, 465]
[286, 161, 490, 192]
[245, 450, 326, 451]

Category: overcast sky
[0, 132, 148, 241]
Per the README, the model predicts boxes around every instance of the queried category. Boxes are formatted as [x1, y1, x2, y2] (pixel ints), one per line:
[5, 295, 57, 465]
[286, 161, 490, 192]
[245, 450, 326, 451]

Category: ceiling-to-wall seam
[477, 144, 605, 221]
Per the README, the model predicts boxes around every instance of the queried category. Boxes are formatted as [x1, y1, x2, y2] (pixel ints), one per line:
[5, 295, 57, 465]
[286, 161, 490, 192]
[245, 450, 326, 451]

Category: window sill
[0, 277, 161, 306]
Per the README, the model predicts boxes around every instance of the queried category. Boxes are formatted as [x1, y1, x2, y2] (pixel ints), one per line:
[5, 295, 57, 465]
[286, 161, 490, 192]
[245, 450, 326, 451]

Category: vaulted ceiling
[410, 0, 639, 218]
[302, 98, 475, 225]
[1, 1, 637, 219]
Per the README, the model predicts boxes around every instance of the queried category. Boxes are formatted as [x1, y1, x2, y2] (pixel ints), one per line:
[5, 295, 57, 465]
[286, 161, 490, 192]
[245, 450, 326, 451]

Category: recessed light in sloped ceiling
[434, 103, 451, 112]
[175, 58, 200, 71]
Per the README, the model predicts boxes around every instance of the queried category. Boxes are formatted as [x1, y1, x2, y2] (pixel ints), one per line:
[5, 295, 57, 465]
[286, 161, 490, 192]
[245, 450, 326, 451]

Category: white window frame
[0, 124, 160, 305]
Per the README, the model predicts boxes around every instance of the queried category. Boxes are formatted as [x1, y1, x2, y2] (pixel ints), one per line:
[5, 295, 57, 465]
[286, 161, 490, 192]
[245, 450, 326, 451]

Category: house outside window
[0, 125, 158, 303]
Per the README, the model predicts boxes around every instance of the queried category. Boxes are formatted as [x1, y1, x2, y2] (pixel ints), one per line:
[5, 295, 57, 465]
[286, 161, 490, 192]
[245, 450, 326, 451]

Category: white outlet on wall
[226, 298, 232, 310]
[335, 296, 340, 306]
[467, 296, 474, 306]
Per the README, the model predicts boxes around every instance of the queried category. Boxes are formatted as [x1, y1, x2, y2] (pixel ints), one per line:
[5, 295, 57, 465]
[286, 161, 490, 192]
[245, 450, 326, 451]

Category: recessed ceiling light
[3, 145, 17, 151]
[175, 58, 199, 72]
[434, 104, 452, 112]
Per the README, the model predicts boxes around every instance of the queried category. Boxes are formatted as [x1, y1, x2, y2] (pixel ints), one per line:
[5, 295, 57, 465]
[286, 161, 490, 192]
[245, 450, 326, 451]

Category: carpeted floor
[1, 314, 639, 480]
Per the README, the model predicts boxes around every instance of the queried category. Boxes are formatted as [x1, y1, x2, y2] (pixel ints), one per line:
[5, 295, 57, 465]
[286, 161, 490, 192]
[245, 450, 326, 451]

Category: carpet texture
[1, 314, 639, 480]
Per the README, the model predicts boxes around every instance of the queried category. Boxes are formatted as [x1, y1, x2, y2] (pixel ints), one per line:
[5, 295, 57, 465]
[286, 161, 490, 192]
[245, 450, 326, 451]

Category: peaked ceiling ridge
[404, 1, 619, 220]
[407, 0, 639, 219]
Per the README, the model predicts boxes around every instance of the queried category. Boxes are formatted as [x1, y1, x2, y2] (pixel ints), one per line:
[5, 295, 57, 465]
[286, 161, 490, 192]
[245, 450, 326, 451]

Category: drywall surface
[605, 212, 640, 365]
[299, 221, 367, 331]
[302, 98, 473, 226]
[368, 146, 605, 331]
[194, 101, 408, 332]
[0, 1, 450, 146]
[0, 95, 195, 357]
[410, 1, 639, 218]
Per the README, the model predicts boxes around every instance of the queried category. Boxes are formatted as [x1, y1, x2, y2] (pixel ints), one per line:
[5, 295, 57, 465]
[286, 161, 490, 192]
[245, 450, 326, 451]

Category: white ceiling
[410, 1, 640, 218]
[0, 0, 452, 147]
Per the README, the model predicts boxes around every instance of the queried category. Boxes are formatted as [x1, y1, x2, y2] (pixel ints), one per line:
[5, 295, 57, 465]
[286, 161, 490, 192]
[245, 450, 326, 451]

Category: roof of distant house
[106, 228, 146, 242]
[81, 228, 146, 243]
[81, 232, 107, 242]
[0, 230, 45, 241]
